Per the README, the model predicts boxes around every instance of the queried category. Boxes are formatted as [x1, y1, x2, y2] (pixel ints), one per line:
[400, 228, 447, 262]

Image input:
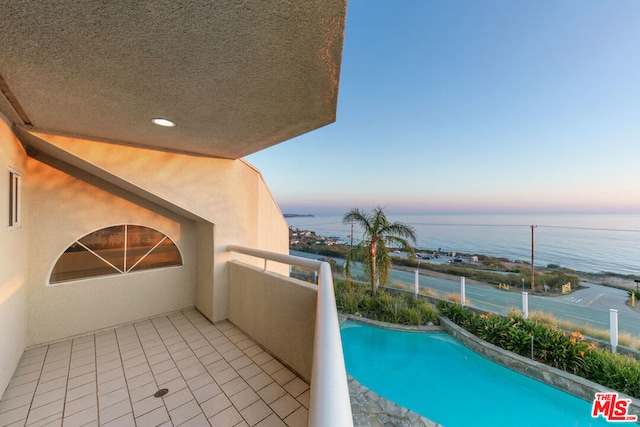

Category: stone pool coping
[340, 314, 640, 425]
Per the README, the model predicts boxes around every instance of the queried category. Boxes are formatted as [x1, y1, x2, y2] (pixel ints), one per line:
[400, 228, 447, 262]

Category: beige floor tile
[65, 382, 96, 402]
[246, 372, 273, 392]
[0, 390, 33, 414]
[284, 406, 308, 427]
[257, 382, 286, 405]
[98, 398, 132, 424]
[185, 371, 214, 391]
[128, 380, 159, 403]
[229, 387, 260, 411]
[168, 399, 204, 425]
[209, 405, 243, 426]
[97, 388, 129, 409]
[244, 345, 263, 358]
[251, 351, 274, 366]
[9, 370, 42, 388]
[193, 381, 222, 404]
[61, 406, 98, 427]
[238, 363, 262, 381]
[132, 394, 163, 418]
[135, 405, 171, 427]
[102, 412, 136, 427]
[201, 393, 232, 418]
[162, 388, 193, 411]
[64, 393, 97, 416]
[24, 398, 63, 425]
[98, 376, 127, 396]
[0, 404, 30, 426]
[68, 363, 95, 379]
[211, 366, 239, 385]
[282, 378, 309, 398]
[177, 412, 209, 427]
[2, 380, 38, 401]
[153, 367, 181, 386]
[230, 355, 252, 371]
[271, 368, 296, 387]
[240, 399, 272, 426]
[157, 375, 188, 394]
[270, 394, 300, 419]
[254, 413, 287, 427]
[261, 359, 284, 376]
[66, 371, 95, 390]
[220, 376, 249, 397]
[25, 412, 62, 427]
[296, 389, 310, 409]
[0, 310, 313, 427]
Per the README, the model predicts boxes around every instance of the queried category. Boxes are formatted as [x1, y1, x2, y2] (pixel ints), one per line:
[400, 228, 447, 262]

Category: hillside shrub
[437, 301, 640, 398]
[334, 280, 438, 326]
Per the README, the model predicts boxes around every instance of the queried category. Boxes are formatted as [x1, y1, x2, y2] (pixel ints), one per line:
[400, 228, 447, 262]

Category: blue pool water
[341, 320, 631, 427]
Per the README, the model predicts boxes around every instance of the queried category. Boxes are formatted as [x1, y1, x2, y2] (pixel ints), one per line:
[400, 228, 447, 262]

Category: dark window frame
[8, 169, 20, 228]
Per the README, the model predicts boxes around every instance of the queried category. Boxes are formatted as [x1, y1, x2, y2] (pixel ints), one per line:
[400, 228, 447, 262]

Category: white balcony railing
[228, 245, 353, 427]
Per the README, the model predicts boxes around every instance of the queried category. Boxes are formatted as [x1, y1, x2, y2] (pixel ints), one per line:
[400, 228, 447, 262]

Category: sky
[246, 1, 640, 216]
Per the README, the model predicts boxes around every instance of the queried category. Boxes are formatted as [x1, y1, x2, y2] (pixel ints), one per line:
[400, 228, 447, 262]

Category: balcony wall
[22, 131, 289, 323]
[1, 127, 289, 398]
[0, 115, 28, 396]
[25, 157, 198, 347]
[228, 260, 317, 382]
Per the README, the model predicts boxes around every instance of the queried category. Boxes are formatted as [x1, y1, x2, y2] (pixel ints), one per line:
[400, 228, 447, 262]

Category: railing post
[227, 245, 353, 427]
[460, 277, 466, 306]
[310, 262, 353, 427]
[610, 309, 618, 353]
[522, 292, 529, 320]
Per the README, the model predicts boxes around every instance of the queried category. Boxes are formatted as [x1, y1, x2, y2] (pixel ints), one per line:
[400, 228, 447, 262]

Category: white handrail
[228, 245, 353, 427]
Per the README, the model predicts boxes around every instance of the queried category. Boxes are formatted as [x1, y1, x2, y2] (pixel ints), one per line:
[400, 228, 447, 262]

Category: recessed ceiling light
[152, 118, 176, 127]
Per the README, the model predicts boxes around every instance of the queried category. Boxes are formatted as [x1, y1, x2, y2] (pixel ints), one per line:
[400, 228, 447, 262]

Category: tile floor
[0, 308, 310, 427]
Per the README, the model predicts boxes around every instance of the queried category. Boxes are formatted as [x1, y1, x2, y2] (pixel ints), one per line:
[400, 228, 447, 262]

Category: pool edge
[340, 314, 444, 427]
[339, 313, 640, 425]
[439, 316, 640, 423]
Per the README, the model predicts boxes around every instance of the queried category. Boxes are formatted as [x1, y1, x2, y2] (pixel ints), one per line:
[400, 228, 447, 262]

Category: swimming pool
[341, 320, 629, 427]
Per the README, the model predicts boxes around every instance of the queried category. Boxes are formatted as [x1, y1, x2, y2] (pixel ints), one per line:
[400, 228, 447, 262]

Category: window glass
[50, 242, 121, 282]
[129, 239, 183, 272]
[78, 225, 125, 271]
[126, 225, 165, 270]
[50, 225, 182, 284]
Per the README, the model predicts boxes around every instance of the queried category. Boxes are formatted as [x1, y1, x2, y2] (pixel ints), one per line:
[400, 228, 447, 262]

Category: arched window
[50, 225, 183, 284]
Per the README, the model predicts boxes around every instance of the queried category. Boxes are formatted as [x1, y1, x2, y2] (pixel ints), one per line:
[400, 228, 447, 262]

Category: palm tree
[343, 206, 416, 296]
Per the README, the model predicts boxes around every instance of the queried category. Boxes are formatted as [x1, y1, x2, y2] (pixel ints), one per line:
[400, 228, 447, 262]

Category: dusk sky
[246, 1, 640, 216]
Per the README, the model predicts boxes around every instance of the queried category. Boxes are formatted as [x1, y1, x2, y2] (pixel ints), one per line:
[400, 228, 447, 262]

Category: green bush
[438, 301, 640, 398]
[583, 350, 640, 398]
[335, 280, 438, 326]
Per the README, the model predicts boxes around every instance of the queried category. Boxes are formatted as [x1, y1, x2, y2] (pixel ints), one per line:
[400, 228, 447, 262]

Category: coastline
[289, 228, 639, 293]
[285, 213, 640, 277]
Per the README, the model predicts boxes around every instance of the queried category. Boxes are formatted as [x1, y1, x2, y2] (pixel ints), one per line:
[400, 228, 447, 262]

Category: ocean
[285, 213, 640, 276]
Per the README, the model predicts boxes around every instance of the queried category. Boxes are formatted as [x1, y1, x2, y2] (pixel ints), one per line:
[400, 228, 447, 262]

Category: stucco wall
[0, 116, 28, 397]
[27, 132, 289, 323]
[228, 260, 316, 382]
[26, 158, 197, 346]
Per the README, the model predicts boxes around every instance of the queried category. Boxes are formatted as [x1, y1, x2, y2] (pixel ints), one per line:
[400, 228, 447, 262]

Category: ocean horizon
[285, 213, 640, 276]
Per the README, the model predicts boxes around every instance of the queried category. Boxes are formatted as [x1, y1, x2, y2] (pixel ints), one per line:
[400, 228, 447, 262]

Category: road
[291, 250, 640, 336]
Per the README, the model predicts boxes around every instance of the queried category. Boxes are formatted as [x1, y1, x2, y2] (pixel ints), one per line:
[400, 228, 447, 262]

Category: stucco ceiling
[0, 1, 346, 159]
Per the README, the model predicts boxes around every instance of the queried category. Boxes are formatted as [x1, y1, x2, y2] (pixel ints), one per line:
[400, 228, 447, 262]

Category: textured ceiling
[0, 1, 346, 159]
